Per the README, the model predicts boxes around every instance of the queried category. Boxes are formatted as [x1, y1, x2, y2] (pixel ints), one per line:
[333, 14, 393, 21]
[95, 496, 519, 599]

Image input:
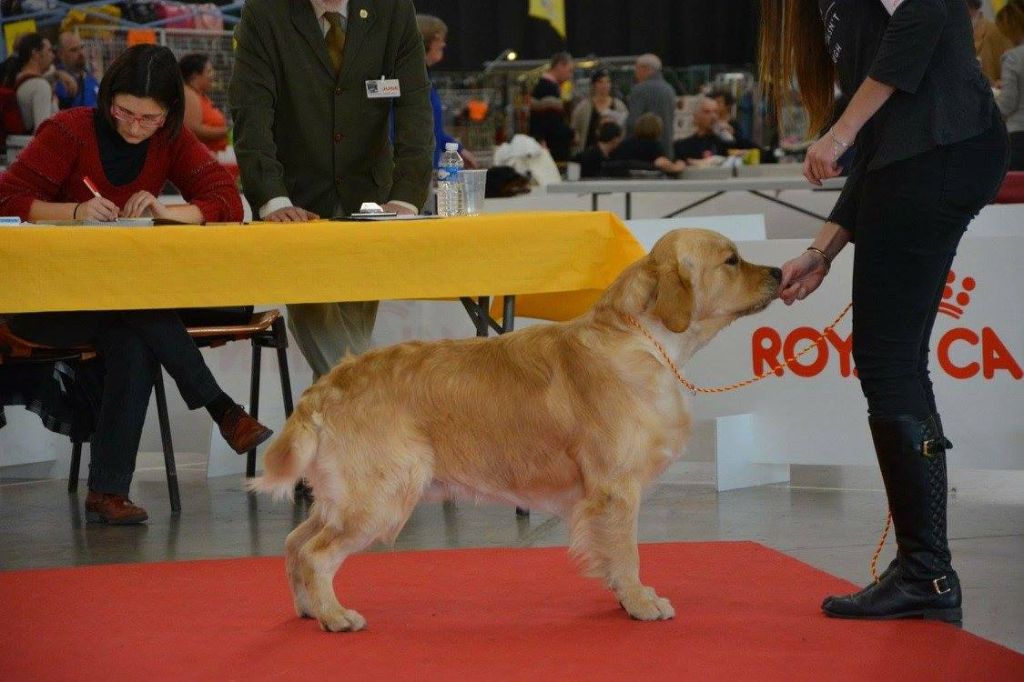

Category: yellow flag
[529, 0, 566, 39]
[3, 19, 37, 56]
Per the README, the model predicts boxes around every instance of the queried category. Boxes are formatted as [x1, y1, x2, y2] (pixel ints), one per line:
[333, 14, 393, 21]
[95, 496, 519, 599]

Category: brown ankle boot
[218, 405, 274, 454]
[85, 490, 149, 525]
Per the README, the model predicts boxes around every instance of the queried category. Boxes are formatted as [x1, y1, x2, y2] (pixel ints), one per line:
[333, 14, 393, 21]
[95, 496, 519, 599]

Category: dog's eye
[724, 254, 739, 266]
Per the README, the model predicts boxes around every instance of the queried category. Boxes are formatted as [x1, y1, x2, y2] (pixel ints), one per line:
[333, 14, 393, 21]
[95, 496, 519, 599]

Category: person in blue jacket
[415, 14, 477, 169]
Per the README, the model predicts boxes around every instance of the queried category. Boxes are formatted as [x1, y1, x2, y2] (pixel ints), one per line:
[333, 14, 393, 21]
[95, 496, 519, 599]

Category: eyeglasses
[110, 104, 167, 129]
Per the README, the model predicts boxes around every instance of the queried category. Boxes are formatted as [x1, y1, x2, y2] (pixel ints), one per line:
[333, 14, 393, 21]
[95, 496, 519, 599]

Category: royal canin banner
[683, 236, 1023, 471]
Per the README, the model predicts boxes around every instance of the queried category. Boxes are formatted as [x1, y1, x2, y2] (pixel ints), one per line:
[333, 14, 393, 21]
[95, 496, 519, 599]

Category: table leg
[625, 192, 632, 219]
[591, 193, 598, 212]
[748, 190, 830, 222]
[662, 191, 725, 218]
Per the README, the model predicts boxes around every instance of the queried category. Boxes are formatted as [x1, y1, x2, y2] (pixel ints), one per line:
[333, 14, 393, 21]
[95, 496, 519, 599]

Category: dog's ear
[652, 259, 693, 333]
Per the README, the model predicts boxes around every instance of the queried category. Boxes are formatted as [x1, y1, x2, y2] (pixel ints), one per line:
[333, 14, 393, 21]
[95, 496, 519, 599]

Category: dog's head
[600, 228, 781, 342]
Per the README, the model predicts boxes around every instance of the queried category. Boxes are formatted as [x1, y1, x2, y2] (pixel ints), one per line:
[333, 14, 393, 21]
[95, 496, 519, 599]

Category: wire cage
[435, 87, 499, 153]
[76, 25, 235, 120]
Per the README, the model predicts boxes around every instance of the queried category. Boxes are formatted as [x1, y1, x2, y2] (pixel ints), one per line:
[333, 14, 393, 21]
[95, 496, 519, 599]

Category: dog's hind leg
[570, 482, 674, 621]
[296, 459, 431, 633]
[285, 507, 324, 618]
[296, 522, 376, 632]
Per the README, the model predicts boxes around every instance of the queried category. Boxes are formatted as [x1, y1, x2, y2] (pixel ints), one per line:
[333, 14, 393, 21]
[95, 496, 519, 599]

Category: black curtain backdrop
[411, 0, 760, 71]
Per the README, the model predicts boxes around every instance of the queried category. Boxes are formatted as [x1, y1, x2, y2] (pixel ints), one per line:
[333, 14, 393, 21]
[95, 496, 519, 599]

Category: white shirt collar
[310, 0, 348, 21]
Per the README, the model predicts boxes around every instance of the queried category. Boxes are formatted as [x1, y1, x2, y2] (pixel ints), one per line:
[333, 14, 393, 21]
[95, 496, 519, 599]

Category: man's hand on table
[382, 201, 416, 216]
[264, 206, 320, 222]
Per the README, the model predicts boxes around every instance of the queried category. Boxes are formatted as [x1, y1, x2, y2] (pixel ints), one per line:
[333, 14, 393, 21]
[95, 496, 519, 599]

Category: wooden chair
[0, 321, 180, 510]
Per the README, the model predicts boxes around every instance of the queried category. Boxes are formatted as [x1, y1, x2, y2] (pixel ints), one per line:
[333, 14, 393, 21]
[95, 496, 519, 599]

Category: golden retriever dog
[251, 228, 781, 632]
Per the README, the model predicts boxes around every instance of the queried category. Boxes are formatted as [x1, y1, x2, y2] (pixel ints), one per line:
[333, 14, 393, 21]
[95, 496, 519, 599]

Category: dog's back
[249, 317, 663, 506]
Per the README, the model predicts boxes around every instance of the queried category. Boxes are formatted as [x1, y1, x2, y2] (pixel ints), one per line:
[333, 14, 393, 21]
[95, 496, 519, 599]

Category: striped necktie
[324, 11, 346, 74]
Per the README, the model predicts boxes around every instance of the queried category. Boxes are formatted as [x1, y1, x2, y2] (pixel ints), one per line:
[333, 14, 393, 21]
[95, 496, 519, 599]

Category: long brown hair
[997, 0, 1024, 45]
[758, 0, 835, 136]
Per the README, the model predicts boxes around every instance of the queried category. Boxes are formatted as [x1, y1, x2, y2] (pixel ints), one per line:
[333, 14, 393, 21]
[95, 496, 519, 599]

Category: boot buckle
[922, 437, 951, 458]
[933, 576, 952, 595]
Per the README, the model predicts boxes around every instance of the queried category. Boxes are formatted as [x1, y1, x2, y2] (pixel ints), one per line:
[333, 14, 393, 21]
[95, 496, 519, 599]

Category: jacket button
[335, 176, 343, 184]
[334, 132, 343, 142]
[335, 87, 343, 96]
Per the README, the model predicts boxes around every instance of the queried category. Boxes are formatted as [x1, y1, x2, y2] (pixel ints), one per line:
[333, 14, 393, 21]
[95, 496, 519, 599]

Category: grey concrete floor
[1, 464, 1022, 655]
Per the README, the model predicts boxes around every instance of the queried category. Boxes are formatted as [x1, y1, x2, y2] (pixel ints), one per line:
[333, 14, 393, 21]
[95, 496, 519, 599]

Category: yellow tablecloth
[0, 211, 645, 322]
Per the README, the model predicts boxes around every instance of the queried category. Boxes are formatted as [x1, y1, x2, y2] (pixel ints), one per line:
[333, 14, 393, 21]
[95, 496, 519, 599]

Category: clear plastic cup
[460, 169, 488, 215]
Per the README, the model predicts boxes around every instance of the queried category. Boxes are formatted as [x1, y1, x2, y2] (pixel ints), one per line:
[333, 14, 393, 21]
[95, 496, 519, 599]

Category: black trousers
[9, 310, 224, 495]
[851, 112, 1009, 418]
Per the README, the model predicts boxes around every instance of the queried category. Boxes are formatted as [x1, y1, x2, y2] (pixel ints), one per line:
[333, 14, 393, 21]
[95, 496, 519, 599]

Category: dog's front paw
[619, 587, 675, 621]
[318, 607, 367, 632]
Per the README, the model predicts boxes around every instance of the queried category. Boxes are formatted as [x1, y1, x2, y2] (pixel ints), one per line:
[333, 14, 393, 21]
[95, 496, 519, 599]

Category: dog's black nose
[769, 267, 782, 282]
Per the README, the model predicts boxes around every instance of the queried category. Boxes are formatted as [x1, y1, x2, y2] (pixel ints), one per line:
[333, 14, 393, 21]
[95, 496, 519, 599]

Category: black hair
[597, 120, 623, 143]
[178, 53, 211, 83]
[590, 68, 610, 84]
[97, 44, 185, 137]
[2, 33, 46, 87]
[966, 0, 983, 10]
[712, 89, 735, 107]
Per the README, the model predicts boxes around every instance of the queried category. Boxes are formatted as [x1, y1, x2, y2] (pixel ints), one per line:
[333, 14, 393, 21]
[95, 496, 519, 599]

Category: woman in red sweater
[0, 45, 271, 524]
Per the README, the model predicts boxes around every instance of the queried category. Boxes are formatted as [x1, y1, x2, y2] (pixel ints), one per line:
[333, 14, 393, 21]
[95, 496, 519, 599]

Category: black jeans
[9, 309, 223, 495]
[851, 112, 1009, 418]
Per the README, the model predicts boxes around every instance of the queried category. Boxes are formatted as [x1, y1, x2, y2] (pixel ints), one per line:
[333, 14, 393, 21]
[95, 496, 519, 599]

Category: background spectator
[967, 0, 1013, 84]
[570, 68, 627, 154]
[626, 53, 677, 160]
[710, 89, 757, 149]
[54, 30, 98, 109]
[572, 119, 623, 177]
[997, 0, 1024, 169]
[179, 53, 229, 152]
[416, 13, 477, 168]
[611, 111, 684, 175]
[673, 96, 733, 163]
[2, 33, 64, 133]
[529, 51, 575, 162]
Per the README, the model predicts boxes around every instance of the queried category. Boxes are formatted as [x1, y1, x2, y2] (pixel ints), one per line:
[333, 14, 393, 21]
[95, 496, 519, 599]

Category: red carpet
[1, 541, 1021, 681]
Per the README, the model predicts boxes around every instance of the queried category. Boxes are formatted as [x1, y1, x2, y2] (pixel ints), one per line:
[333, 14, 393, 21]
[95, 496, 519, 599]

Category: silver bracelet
[829, 130, 851, 150]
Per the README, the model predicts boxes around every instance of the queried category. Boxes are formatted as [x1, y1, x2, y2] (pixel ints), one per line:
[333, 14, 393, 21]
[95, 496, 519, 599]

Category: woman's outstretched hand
[780, 250, 829, 305]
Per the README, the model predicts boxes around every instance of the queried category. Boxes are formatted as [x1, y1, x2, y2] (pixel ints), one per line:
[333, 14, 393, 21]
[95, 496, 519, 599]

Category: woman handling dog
[0, 45, 272, 524]
[760, 0, 1008, 623]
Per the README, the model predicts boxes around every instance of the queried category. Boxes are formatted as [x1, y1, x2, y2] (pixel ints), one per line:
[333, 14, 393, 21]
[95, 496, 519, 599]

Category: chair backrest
[0, 323, 96, 364]
[184, 309, 279, 347]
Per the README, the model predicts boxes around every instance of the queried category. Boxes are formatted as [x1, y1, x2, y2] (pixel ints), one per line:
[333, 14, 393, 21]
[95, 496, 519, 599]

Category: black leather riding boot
[822, 414, 962, 624]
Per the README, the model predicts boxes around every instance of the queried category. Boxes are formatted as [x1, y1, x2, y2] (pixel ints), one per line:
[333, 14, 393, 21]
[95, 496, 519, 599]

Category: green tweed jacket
[229, 0, 434, 217]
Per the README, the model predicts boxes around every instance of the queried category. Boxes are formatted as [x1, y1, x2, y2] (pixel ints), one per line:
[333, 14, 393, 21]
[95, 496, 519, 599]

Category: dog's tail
[245, 389, 324, 500]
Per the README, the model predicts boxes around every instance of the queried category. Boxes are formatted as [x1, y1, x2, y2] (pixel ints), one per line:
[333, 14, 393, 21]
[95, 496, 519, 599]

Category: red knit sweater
[0, 107, 242, 222]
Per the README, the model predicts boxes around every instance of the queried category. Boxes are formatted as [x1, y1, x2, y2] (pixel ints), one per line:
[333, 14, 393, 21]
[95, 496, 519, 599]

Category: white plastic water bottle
[436, 142, 465, 217]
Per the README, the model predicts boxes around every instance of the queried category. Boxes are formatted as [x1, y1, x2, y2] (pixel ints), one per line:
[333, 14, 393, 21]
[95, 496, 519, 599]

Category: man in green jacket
[229, 0, 434, 378]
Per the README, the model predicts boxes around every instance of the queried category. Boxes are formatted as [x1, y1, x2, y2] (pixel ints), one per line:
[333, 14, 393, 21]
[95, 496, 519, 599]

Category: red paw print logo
[938, 270, 974, 320]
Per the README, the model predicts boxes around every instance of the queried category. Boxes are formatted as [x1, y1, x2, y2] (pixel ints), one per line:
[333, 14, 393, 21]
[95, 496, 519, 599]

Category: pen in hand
[82, 175, 103, 200]
[78, 176, 119, 222]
